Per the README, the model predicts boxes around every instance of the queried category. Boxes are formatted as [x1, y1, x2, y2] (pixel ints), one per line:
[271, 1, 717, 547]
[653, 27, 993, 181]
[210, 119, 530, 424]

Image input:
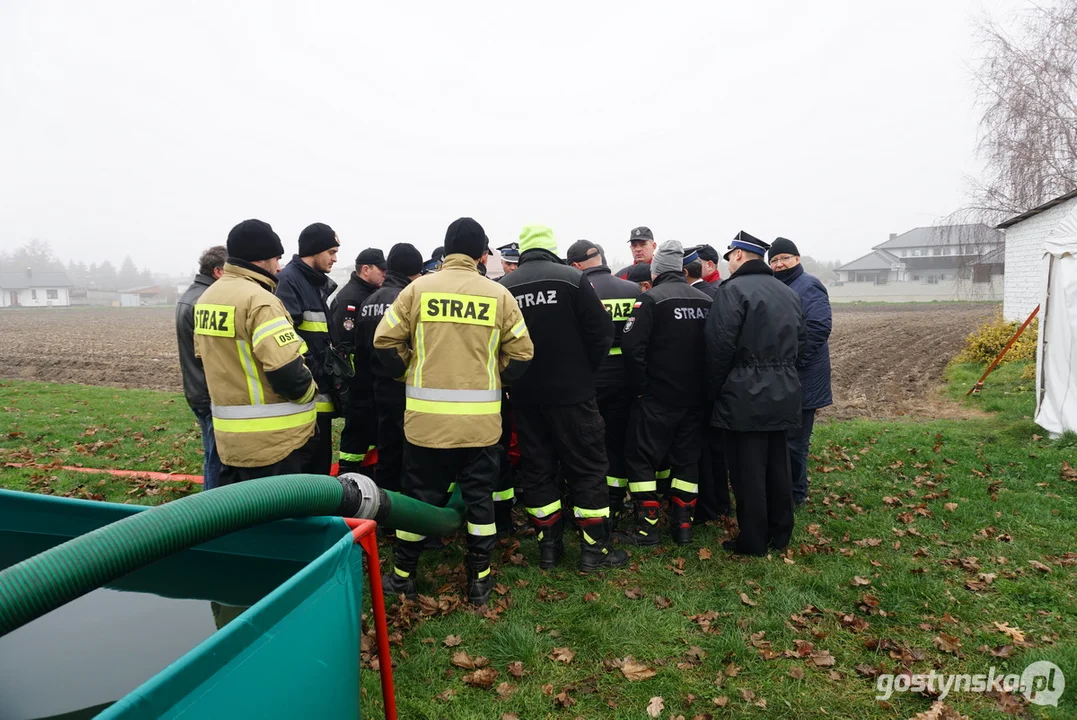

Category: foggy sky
[0, 0, 1031, 275]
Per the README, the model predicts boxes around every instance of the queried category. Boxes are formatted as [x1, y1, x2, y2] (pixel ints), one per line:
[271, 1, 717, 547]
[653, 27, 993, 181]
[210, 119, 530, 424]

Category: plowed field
[0, 303, 997, 420]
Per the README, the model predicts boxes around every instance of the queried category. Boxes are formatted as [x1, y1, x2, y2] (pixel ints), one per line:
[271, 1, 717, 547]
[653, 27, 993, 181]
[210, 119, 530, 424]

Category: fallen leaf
[443, 634, 462, 647]
[810, 651, 836, 667]
[435, 688, 456, 701]
[553, 689, 576, 708]
[646, 696, 665, 718]
[944, 503, 959, 512]
[625, 586, 644, 600]
[933, 633, 963, 654]
[993, 622, 1026, 644]
[908, 700, 971, 719]
[584, 591, 600, 602]
[1029, 560, 1052, 573]
[451, 652, 490, 670]
[549, 646, 575, 664]
[698, 547, 712, 560]
[462, 667, 498, 689]
[654, 595, 673, 610]
[621, 658, 657, 681]
[507, 661, 526, 677]
[713, 696, 729, 707]
[1062, 461, 1077, 482]
[851, 576, 872, 587]
[501, 714, 518, 720]
[495, 681, 517, 700]
[739, 592, 757, 607]
[789, 666, 805, 680]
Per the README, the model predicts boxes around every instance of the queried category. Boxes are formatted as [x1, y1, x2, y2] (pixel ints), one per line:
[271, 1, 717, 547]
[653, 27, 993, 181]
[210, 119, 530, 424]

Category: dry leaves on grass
[1029, 560, 1052, 573]
[462, 667, 498, 689]
[646, 696, 665, 718]
[549, 647, 575, 664]
[993, 622, 1026, 644]
[789, 666, 805, 680]
[451, 651, 490, 670]
[944, 502, 959, 512]
[739, 592, 757, 607]
[654, 595, 673, 610]
[507, 661, 526, 678]
[625, 586, 644, 599]
[495, 682, 516, 701]
[851, 576, 872, 587]
[1061, 461, 1077, 482]
[933, 633, 963, 654]
[620, 658, 657, 681]
[698, 547, 712, 560]
[442, 635, 462, 647]
[584, 591, 600, 602]
[908, 700, 971, 719]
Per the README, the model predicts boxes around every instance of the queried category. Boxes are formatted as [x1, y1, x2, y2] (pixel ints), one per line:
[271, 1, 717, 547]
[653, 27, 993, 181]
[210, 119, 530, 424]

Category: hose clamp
[338, 472, 381, 519]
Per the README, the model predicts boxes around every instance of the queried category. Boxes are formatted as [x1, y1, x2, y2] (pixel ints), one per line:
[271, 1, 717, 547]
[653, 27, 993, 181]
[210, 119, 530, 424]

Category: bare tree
[969, 1, 1077, 220]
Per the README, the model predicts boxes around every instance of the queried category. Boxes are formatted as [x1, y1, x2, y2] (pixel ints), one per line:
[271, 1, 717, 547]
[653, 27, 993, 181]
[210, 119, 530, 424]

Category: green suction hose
[0, 473, 464, 637]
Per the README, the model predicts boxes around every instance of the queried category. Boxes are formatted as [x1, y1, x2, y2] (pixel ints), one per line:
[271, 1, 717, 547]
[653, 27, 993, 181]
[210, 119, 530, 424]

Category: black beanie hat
[227, 219, 284, 262]
[444, 218, 488, 260]
[387, 243, 424, 276]
[769, 237, 800, 260]
[298, 222, 340, 257]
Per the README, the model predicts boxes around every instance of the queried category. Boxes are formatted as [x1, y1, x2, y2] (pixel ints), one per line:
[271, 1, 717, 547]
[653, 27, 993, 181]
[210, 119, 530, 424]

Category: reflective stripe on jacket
[373, 253, 534, 449]
[194, 261, 318, 467]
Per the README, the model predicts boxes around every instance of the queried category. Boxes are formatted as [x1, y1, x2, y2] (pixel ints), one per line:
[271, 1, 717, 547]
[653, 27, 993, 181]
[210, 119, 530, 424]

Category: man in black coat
[567, 239, 641, 525]
[354, 243, 425, 493]
[619, 241, 712, 546]
[705, 231, 806, 556]
[330, 247, 387, 474]
[175, 245, 227, 489]
[500, 226, 628, 573]
[275, 223, 343, 474]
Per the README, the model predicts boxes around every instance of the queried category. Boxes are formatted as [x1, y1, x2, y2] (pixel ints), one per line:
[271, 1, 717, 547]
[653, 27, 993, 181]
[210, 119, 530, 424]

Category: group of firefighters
[177, 218, 832, 607]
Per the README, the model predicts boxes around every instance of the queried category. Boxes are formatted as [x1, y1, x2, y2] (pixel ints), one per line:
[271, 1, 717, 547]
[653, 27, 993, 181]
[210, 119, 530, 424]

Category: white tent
[1035, 205, 1077, 436]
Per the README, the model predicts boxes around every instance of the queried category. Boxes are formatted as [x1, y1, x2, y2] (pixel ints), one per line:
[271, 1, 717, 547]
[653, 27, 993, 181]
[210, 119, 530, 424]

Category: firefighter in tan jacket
[194, 219, 318, 485]
[374, 218, 534, 606]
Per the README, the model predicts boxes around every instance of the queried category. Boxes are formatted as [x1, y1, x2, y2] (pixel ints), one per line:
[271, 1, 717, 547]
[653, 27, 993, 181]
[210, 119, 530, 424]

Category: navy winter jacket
[776, 264, 832, 410]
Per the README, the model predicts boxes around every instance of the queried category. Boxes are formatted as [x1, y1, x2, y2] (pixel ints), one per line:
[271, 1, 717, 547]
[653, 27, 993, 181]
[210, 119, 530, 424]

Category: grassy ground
[1, 365, 1074, 719]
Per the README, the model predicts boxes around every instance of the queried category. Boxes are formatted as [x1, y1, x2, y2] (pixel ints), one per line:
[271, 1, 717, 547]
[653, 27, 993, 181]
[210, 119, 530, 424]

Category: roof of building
[836, 250, 900, 272]
[875, 224, 1003, 249]
[978, 245, 1006, 265]
[996, 188, 1077, 229]
[0, 271, 73, 290]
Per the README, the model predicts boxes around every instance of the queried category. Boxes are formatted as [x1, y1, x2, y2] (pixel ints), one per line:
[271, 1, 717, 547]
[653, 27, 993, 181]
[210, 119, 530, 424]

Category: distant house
[0, 269, 73, 308]
[119, 286, 164, 307]
[997, 188, 1077, 322]
[835, 224, 1004, 285]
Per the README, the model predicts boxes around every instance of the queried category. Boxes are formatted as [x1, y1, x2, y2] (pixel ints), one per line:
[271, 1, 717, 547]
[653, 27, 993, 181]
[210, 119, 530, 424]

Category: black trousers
[393, 442, 499, 572]
[373, 387, 405, 493]
[219, 447, 303, 486]
[786, 409, 816, 503]
[696, 426, 732, 521]
[297, 413, 333, 475]
[339, 391, 377, 474]
[494, 400, 516, 529]
[515, 399, 609, 520]
[597, 385, 632, 496]
[626, 398, 703, 504]
[724, 430, 794, 555]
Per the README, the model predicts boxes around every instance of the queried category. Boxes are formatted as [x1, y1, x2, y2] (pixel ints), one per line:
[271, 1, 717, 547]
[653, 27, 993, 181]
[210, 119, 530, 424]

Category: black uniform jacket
[500, 249, 614, 406]
[275, 256, 339, 395]
[621, 272, 711, 406]
[704, 259, 806, 432]
[330, 272, 380, 395]
[583, 265, 642, 390]
[355, 271, 411, 401]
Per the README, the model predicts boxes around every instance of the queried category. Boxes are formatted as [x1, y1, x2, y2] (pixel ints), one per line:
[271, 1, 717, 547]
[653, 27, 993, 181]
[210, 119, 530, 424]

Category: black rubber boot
[615, 500, 662, 546]
[578, 518, 629, 572]
[381, 568, 417, 599]
[531, 512, 565, 569]
[669, 497, 696, 546]
[467, 568, 493, 606]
